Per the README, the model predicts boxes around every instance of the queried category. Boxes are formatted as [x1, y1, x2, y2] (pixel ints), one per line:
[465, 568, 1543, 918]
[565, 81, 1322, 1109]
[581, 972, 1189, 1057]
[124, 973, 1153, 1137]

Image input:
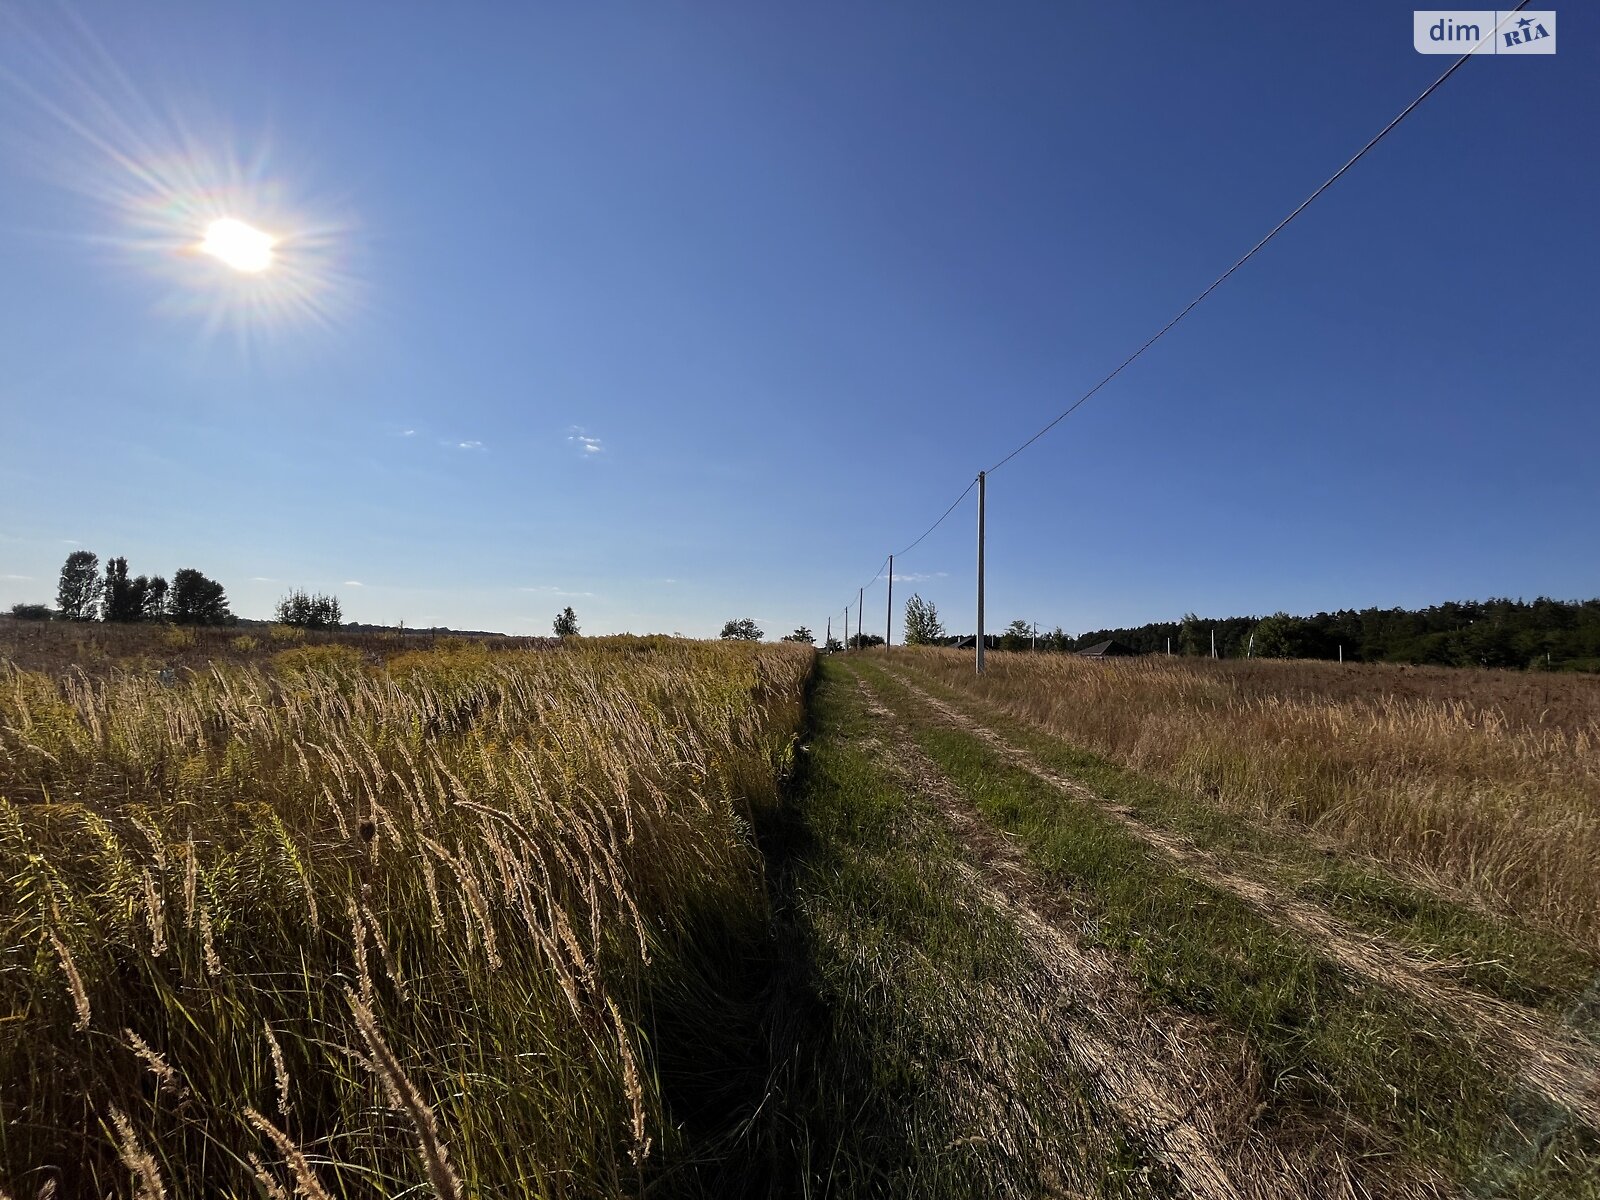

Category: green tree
[781, 626, 815, 644]
[1178, 613, 1208, 657]
[8, 603, 51, 620]
[902, 594, 944, 645]
[553, 606, 580, 638]
[170, 568, 232, 626]
[102, 557, 150, 623]
[1000, 619, 1033, 651]
[276, 590, 343, 630]
[719, 618, 762, 641]
[1252, 612, 1296, 658]
[56, 551, 101, 621]
[142, 576, 169, 622]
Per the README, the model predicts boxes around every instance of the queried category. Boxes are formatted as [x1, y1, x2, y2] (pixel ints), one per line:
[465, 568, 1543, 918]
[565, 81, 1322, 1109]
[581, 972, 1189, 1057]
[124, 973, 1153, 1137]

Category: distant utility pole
[826, 615, 831, 650]
[845, 605, 850, 652]
[976, 471, 987, 675]
[885, 555, 894, 652]
[1031, 622, 1038, 652]
[858, 587, 863, 650]
[1211, 628, 1217, 659]
[1167, 636, 1172, 656]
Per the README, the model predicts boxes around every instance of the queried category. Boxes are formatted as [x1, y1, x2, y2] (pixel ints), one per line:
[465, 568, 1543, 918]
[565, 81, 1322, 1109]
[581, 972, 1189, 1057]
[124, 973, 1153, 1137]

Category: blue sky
[2, 3, 1594, 638]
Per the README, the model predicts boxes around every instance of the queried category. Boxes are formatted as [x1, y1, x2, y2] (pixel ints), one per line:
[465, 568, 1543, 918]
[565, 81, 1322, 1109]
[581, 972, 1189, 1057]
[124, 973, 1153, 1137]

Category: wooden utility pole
[885, 555, 894, 652]
[845, 605, 850, 652]
[826, 616, 831, 650]
[858, 587, 863, 650]
[976, 471, 986, 675]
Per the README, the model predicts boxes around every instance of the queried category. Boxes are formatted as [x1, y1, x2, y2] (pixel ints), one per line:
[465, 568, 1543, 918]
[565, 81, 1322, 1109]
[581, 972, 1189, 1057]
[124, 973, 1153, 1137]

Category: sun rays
[0, 6, 360, 351]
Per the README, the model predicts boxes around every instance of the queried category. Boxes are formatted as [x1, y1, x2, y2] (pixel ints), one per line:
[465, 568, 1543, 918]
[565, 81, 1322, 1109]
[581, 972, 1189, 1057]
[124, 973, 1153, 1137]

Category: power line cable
[896, 478, 978, 558]
[983, 4, 1526, 475]
[829, 13, 1520, 627]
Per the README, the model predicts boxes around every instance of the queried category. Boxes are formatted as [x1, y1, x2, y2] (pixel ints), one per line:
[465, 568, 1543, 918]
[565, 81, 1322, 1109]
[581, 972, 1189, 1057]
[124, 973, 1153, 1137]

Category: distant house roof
[1078, 639, 1138, 658]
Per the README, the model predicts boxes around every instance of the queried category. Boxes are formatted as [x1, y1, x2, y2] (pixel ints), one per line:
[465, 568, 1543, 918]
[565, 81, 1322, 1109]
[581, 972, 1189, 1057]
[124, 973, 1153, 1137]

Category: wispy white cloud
[897, 571, 948, 583]
[401, 429, 416, 437]
[1, 573, 33, 581]
[61, 539, 79, 545]
[250, 576, 277, 583]
[567, 427, 604, 456]
[447, 440, 486, 451]
[343, 580, 365, 587]
[519, 585, 595, 598]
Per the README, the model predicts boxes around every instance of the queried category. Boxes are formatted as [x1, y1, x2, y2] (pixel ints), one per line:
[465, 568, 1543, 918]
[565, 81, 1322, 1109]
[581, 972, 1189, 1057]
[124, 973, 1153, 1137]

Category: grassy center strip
[876, 655, 1598, 1015]
[757, 658, 1171, 1199]
[852, 658, 1600, 1198]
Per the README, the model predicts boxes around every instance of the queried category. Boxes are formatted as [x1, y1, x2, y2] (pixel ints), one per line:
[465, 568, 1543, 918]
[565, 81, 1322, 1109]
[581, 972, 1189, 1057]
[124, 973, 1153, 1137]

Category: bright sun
[199, 217, 275, 273]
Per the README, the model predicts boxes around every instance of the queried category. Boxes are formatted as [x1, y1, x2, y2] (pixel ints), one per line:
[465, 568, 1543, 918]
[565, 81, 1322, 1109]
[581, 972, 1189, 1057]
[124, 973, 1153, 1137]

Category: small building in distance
[1077, 638, 1139, 658]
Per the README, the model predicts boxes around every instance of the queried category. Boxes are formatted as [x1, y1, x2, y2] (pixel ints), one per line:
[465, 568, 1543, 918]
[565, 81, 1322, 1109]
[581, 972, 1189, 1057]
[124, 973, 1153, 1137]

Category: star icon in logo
[1517, 15, 1533, 28]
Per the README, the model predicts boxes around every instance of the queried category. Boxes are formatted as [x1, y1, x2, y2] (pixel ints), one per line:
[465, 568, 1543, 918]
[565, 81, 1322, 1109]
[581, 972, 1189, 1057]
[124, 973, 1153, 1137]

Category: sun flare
[199, 217, 275, 273]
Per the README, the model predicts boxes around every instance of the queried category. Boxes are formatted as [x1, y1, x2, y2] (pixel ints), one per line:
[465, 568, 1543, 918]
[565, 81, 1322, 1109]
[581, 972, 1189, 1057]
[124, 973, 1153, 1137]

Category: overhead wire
[982, 1, 1528, 476]
[827, 12, 1522, 626]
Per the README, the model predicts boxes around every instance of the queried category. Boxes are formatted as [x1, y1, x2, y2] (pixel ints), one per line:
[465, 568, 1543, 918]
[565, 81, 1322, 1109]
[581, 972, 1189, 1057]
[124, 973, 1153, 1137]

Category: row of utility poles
[834, 471, 990, 675]
[836, 553, 898, 656]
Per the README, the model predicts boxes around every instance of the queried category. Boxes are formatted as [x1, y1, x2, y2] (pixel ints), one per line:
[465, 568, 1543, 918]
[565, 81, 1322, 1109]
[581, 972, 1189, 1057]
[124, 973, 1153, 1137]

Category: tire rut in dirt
[848, 672, 1365, 1200]
[877, 665, 1600, 1134]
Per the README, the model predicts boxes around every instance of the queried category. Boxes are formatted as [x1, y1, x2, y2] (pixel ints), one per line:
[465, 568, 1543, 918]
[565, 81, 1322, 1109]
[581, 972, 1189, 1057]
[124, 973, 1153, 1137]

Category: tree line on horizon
[6, 551, 356, 632]
[1070, 597, 1600, 671]
[7, 550, 236, 626]
[893, 592, 1600, 671]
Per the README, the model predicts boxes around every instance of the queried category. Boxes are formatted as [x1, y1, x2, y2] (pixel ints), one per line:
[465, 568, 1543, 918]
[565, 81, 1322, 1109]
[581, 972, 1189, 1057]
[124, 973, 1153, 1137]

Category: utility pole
[845, 605, 850, 652]
[826, 615, 831, 651]
[976, 471, 987, 675]
[1167, 636, 1171, 657]
[858, 587, 863, 650]
[885, 555, 894, 653]
[1211, 628, 1217, 659]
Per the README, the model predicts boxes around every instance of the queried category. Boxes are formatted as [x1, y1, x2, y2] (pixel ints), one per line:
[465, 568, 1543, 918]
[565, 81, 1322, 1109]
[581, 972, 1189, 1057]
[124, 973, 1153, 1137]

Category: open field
[892, 648, 1600, 946]
[844, 650, 1600, 1197]
[0, 627, 810, 1196]
[4, 626, 1599, 1197]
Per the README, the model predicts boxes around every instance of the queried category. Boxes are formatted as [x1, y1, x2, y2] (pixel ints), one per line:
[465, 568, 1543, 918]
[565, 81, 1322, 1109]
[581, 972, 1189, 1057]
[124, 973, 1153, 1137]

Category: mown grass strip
[876, 656, 1598, 1016]
[853, 658, 1600, 1198]
[760, 658, 1170, 1199]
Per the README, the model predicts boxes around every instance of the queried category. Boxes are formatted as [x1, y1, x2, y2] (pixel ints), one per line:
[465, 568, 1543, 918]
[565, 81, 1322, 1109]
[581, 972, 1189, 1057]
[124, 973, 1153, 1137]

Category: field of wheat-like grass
[0, 635, 811, 1198]
[897, 649, 1600, 946]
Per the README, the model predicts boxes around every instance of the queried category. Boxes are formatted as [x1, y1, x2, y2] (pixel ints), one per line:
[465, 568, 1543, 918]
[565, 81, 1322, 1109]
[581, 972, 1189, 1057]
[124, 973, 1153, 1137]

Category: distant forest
[1068, 597, 1600, 672]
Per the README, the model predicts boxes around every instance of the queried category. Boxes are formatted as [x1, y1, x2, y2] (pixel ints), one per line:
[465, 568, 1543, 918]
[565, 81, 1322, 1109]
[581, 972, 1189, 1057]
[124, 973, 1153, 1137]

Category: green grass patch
[753, 658, 1171, 1199]
[853, 659, 1600, 1198]
[874, 659, 1598, 1016]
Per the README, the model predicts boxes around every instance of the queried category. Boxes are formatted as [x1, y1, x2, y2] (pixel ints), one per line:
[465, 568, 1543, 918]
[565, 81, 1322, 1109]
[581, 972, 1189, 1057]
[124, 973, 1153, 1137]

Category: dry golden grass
[0, 634, 810, 1197]
[891, 649, 1600, 946]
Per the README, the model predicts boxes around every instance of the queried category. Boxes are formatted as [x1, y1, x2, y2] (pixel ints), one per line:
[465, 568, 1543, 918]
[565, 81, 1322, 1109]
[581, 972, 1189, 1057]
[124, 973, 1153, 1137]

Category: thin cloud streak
[519, 585, 595, 598]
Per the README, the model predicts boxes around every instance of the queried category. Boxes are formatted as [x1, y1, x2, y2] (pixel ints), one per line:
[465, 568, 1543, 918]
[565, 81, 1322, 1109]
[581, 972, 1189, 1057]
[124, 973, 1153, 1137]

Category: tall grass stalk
[0, 636, 810, 1196]
[892, 649, 1600, 944]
